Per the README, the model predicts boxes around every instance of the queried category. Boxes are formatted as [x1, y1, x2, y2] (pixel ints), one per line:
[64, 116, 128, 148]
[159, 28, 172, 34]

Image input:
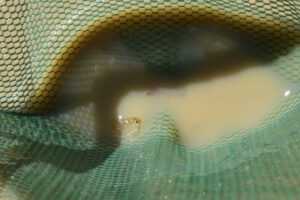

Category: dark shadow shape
[0, 136, 116, 174]
[22, 142, 115, 173]
[54, 52, 264, 145]
[50, 22, 299, 145]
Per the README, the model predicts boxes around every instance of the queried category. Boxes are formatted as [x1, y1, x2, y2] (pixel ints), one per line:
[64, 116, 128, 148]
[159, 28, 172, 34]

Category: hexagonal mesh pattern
[0, 0, 299, 200]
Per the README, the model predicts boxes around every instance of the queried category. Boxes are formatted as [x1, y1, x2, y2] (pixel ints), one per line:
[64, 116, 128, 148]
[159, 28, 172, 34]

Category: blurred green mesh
[0, 0, 299, 199]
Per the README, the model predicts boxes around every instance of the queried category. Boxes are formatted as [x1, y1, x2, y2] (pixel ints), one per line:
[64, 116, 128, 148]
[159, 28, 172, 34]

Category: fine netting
[0, 0, 300, 200]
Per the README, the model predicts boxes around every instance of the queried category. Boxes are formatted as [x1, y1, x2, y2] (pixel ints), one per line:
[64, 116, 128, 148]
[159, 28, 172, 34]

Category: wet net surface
[0, 0, 300, 199]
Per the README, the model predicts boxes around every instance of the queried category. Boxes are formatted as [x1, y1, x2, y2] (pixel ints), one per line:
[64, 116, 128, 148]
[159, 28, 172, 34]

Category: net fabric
[0, 0, 299, 199]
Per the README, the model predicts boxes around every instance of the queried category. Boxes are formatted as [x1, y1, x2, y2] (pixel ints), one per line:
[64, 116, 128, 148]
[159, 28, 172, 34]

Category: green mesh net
[0, 0, 300, 199]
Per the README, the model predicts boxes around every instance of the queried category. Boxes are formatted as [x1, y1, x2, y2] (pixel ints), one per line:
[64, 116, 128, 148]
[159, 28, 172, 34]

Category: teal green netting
[0, 0, 299, 199]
